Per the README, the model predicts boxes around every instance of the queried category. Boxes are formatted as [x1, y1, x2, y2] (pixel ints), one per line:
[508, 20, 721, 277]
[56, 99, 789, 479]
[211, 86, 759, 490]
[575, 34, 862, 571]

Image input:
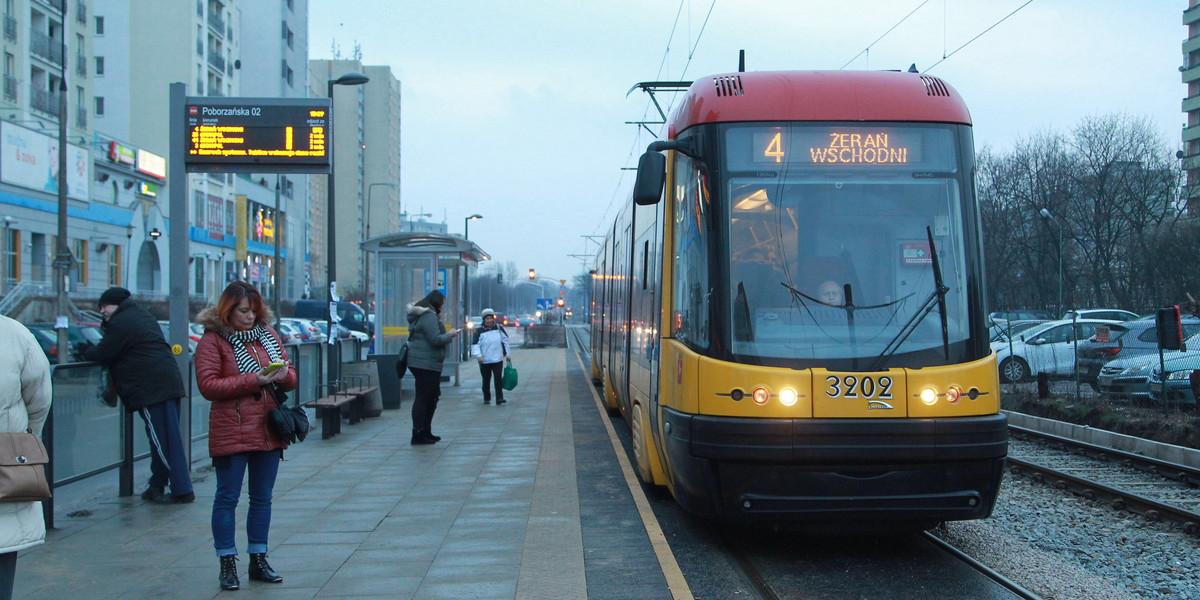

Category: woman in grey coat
[405, 290, 460, 445]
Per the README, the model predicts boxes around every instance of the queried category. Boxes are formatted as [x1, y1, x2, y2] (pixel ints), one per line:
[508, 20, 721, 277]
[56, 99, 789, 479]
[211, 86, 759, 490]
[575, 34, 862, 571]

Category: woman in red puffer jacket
[194, 281, 297, 591]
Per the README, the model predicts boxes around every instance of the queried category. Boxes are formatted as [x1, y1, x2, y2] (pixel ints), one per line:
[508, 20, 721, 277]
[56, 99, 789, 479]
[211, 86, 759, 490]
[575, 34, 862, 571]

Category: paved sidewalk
[15, 346, 610, 599]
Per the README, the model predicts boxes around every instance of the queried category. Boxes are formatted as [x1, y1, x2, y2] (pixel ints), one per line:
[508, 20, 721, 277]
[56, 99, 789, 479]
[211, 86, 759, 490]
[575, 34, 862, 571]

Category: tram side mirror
[633, 150, 666, 206]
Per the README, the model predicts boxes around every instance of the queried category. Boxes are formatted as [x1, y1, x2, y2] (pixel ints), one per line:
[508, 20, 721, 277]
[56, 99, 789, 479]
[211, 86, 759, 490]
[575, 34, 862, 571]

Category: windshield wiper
[869, 226, 950, 371]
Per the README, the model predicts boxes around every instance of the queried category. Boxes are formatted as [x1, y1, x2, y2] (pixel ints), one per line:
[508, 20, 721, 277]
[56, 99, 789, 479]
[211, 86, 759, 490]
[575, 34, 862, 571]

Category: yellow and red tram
[590, 70, 1006, 529]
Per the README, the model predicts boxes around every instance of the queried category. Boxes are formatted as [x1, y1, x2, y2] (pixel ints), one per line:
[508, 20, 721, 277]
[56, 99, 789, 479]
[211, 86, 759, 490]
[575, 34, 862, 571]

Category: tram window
[672, 150, 710, 350]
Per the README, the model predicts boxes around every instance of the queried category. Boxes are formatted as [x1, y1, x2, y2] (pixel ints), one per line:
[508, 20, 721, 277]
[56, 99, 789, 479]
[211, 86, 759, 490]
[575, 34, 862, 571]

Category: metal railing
[3, 15, 15, 42]
[206, 48, 225, 73]
[30, 31, 63, 66]
[0, 281, 53, 316]
[42, 338, 367, 526]
[2, 75, 16, 102]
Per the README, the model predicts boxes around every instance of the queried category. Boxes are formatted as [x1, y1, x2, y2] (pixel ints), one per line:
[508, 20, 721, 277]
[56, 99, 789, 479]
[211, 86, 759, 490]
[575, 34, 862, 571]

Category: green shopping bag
[501, 360, 518, 391]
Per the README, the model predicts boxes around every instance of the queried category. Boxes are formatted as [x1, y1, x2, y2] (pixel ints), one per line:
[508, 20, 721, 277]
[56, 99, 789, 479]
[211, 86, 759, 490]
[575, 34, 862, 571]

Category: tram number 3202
[824, 375, 894, 399]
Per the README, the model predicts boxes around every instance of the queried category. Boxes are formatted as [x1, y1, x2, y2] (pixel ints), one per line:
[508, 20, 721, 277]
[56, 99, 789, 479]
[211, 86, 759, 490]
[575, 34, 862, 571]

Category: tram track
[1007, 425, 1200, 535]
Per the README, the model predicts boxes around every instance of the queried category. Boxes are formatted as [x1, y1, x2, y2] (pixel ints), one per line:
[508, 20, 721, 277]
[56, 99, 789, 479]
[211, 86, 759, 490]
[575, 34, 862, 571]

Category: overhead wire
[840, 0, 932, 70]
[925, 0, 1033, 72]
[594, 0, 717, 237]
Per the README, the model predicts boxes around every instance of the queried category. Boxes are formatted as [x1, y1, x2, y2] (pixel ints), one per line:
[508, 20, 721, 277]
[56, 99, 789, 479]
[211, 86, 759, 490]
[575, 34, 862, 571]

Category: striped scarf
[224, 326, 283, 375]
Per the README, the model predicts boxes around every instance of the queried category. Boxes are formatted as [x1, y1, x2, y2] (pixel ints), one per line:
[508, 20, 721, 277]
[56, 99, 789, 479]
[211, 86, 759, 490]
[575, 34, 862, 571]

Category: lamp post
[364, 182, 397, 316]
[273, 176, 282, 328]
[463, 214, 482, 315]
[326, 71, 370, 389]
[1039, 208, 1063, 316]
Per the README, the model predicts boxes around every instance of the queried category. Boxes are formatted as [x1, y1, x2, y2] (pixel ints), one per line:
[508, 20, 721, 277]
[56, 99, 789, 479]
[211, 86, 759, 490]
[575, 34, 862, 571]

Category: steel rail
[1005, 455, 1200, 535]
[921, 532, 1044, 600]
[1009, 424, 1200, 485]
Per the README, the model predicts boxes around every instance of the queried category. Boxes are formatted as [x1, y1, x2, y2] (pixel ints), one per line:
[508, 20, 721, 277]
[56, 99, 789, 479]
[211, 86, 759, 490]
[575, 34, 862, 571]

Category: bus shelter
[362, 233, 489, 403]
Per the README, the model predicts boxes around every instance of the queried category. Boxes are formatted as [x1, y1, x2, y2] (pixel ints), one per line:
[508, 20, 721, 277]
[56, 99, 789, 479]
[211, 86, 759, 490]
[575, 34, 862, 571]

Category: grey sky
[309, 1, 1185, 283]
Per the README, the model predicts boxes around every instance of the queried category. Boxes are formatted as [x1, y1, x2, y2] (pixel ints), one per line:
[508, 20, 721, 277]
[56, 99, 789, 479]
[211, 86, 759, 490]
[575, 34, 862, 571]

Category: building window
[193, 191, 206, 228]
[2, 228, 18, 290]
[73, 239, 88, 285]
[94, 15, 103, 35]
[107, 245, 121, 286]
[95, 55, 103, 75]
[94, 96, 103, 115]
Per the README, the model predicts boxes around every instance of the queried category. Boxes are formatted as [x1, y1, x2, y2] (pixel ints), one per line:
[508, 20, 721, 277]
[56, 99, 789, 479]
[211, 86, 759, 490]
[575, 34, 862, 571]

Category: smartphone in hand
[262, 362, 285, 375]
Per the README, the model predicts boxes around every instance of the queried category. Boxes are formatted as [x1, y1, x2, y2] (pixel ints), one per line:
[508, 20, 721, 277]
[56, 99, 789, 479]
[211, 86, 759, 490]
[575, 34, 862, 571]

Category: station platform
[15, 342, 681, 599]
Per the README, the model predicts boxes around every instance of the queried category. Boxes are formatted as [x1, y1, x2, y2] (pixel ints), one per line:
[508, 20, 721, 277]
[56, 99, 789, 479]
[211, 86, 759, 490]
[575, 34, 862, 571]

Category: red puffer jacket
[194, 312, 298, 458]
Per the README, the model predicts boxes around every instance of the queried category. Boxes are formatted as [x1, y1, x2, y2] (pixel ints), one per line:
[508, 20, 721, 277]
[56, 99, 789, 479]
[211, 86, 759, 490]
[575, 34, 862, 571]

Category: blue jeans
[140, 398, 194, 496]
[212, 450, 281, 556]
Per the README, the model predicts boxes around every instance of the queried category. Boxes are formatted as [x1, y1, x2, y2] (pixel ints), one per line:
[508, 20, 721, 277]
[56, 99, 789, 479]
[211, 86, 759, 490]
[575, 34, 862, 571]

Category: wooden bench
[304, 392, 365, 439]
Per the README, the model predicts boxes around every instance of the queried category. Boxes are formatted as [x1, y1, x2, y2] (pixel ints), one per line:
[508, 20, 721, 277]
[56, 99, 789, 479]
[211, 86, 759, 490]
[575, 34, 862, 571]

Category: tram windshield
[722, 123, 972, 368]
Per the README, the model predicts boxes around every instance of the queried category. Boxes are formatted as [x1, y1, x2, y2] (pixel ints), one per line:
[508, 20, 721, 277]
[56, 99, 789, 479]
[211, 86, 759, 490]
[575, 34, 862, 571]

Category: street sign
[536, 298, 553, 310]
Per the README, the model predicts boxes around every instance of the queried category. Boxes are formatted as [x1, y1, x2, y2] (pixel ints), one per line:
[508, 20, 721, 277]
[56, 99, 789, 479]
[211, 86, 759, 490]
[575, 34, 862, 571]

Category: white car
[993, 318, 1128, 383]
[280, 317, 327, 343]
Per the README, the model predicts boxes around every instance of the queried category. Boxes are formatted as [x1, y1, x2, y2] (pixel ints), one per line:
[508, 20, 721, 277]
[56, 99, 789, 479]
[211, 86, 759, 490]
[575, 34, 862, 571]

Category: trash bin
[376, 354, 403, 409]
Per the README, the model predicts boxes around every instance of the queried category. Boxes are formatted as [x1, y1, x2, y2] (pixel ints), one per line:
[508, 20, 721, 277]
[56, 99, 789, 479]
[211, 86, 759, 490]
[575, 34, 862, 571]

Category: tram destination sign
[183, 97, 332, 174]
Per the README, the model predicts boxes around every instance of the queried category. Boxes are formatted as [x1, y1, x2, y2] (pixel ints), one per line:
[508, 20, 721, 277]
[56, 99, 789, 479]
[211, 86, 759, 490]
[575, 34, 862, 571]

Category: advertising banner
[0, 122, 89, 200]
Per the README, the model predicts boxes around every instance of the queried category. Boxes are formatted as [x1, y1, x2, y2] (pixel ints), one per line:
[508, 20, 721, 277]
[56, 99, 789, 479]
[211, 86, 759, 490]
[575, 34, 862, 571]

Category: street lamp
[464, 214, 482, 315]
[1039, 208, 1063, 316]
[326, 71, 370, 389]
[364, 182, 398, 315]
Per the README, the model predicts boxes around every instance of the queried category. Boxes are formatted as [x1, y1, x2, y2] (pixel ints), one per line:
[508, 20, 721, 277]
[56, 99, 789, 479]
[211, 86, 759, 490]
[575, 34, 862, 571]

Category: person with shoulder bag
[471, 308, 510, 405]
[0, 315, 51, 600]
[405, 290, 460, 445]
[195, 282, 297, 591]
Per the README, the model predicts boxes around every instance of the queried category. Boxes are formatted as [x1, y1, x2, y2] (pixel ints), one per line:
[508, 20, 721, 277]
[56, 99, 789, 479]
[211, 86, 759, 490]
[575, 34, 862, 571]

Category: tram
[590, 70, 1007, 529]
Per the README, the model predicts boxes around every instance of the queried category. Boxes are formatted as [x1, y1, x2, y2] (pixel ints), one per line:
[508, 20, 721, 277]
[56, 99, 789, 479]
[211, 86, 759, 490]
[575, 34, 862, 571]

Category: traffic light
[556, 298, 564, 307]
[528, 269, 535, 280]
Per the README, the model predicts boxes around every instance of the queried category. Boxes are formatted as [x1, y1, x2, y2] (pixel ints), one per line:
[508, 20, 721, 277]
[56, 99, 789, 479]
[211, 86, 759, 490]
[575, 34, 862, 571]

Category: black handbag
[395, 341, 409, 379]
[267, 385, 309, 444]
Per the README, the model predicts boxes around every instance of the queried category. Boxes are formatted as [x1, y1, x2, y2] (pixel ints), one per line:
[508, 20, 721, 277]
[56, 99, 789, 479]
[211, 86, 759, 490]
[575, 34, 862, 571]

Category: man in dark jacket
[84, 287, 194, 504]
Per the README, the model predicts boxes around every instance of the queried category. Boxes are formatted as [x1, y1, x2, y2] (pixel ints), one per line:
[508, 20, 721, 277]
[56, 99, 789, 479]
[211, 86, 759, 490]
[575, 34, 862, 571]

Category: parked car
[314, 320, 366, 342]
[993, 319, 1128, 383]
[1077, 318, 1200, 388]
[294, 300, 370, 335]
[275, 320, 301, 344]
[280, 317, 327, 343]
[26, 322, 104, 362]
[989, 310, 1054, 324]
[988, 319, 1045, 343]
[1062, 308, 1141, 322]
[1145, 352, 1200, 406]
[1097, 354, 1164, 403]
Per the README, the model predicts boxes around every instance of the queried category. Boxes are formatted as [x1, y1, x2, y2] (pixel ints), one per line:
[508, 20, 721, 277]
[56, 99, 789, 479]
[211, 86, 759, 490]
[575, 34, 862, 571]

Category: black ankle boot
[249, 553, 283, 583]
[219, 555, 239, 590]
[411, 429, 436, 445]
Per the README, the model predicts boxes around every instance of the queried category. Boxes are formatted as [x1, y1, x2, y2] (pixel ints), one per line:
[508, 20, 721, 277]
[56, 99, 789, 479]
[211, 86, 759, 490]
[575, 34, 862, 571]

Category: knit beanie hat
[98, 286, 131, 307]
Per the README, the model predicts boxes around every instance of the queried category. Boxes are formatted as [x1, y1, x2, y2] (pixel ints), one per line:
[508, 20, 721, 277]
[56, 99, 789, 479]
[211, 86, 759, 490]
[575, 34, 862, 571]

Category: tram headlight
[778, 387, 798, 407]
[945, 386, 962, 404]
[920, 387, 937, 405]
[752, 387, 770, 405]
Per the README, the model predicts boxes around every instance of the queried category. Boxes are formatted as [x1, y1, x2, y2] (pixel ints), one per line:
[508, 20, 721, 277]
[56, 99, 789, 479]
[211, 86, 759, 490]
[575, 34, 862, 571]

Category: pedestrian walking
[471, 308, 510, 405]
[405, 290, 460, 445]
[83, 287, 194, 504]
[0, 315, 51, 600]
[194, 281, 297, 591]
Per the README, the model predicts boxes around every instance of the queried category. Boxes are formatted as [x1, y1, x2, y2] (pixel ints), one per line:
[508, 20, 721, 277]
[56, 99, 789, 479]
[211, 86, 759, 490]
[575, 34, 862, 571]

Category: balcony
[3, 76, 16, 102]
[75, 0, 86, 24]
[207, 48, 225, 73]
[3, 15, 15, 42]
[75, 54, 86, 77]
[75, 107, 86, 128]
[207, 11, 224, 36]
[30, 85, 60, 116]
[31, 32, 64, 66]
[34, 0, 64, 13]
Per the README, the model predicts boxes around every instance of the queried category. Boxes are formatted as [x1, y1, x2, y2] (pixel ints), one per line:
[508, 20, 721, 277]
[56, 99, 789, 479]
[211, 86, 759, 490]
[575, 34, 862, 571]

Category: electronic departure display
[183, 97, 333, 173]
[724, 124, 958, 172]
